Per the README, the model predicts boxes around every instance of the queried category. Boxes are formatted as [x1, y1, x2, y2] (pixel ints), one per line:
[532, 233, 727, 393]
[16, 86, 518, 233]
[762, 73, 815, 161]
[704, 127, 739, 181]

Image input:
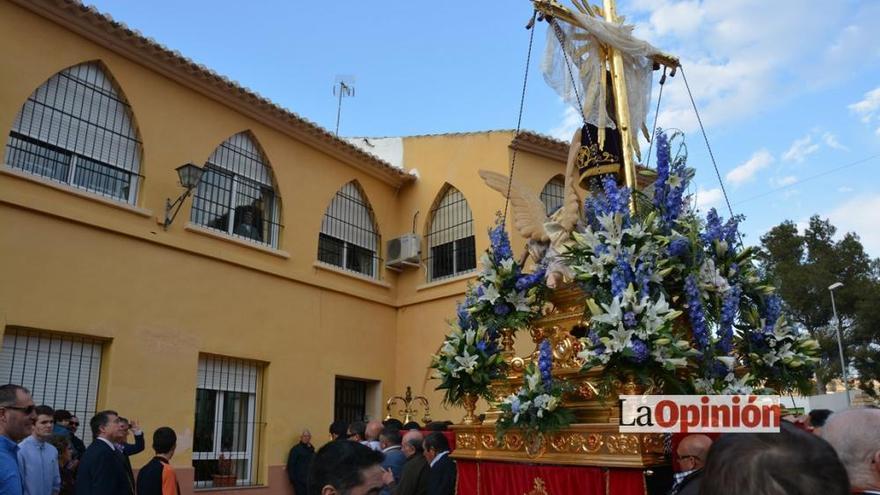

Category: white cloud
[549, 106, 581, 141]
[694, 186, 723, 210]
[776, 175, 798, 186]
[782, 135, 819, 163]
[849, 86, 880, 124]
[627, 1, 880, 133]
[726, 149, 774, 185]
[825, 194, 880, 257]
[822, 132, 847, 151]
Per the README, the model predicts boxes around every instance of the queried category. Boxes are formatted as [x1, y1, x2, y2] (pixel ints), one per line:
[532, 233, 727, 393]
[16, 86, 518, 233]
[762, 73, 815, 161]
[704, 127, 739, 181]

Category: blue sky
[86, 0, 880, 255]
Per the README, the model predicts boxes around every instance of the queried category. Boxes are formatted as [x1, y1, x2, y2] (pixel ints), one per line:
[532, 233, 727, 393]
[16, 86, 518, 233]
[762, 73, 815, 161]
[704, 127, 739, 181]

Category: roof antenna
[333, 75, 355, 136]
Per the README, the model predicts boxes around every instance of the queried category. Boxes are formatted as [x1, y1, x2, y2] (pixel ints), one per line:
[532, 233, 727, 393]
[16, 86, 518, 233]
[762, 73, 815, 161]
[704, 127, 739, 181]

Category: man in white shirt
[17, 404, 60, 495]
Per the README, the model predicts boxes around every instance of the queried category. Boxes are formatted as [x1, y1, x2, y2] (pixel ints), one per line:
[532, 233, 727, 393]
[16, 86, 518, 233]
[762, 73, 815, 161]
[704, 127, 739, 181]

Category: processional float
[430, 1, 822, 494]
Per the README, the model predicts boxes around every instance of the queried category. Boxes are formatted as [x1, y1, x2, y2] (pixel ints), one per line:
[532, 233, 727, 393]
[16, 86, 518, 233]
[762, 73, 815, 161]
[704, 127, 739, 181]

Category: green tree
[759, 215, 880, 395]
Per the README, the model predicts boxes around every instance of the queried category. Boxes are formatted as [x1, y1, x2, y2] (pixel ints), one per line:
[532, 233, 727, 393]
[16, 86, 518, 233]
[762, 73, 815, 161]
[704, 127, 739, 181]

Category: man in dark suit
[286, 429, 314, 495]
[75, 410, 134, 495]
[423, 432, 455, 495]
[392, 431, 428, 495]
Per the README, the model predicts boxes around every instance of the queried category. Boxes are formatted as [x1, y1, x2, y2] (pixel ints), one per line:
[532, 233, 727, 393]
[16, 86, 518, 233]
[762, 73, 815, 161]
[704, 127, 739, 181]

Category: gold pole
[602, 0, 638, 212]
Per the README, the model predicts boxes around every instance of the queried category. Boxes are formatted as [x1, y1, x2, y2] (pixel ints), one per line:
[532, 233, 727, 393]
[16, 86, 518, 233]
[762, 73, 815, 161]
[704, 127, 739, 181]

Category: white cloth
[542, 11, 660, 144]
[362, 440, 382, 452]
[429, 450, 449, 468]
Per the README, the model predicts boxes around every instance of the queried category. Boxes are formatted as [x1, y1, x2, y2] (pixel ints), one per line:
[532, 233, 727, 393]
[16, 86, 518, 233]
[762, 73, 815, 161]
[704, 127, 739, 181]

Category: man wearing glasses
[669, 434, 712, 495]
[0, 384, 37, 495]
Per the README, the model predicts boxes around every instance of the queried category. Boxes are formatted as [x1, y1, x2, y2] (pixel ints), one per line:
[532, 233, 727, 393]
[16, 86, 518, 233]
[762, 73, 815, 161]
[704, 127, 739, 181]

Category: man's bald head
[365, 420, 383, 441]
[821, 408, 880, 491]
[677, 434, 713, 470]
[401, 430, 424, 458]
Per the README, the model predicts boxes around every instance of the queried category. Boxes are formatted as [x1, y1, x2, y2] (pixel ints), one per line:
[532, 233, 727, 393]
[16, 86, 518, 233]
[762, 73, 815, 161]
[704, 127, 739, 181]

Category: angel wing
[556, 127, 583, 233]
[478, 170, 550, 243]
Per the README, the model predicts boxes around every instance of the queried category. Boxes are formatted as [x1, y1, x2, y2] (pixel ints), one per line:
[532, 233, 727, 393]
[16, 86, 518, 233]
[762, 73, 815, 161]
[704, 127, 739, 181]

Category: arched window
[317, 181, 381, 278]
[540, 175, 565, 216]
[426, 185, 476, 281]
[190, 132, 281, 248]
[4, 62, 142, 203]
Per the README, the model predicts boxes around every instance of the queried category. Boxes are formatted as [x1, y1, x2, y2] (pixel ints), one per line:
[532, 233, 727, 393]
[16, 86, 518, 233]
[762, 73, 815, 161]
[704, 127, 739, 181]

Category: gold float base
[451, 423, 667, 468]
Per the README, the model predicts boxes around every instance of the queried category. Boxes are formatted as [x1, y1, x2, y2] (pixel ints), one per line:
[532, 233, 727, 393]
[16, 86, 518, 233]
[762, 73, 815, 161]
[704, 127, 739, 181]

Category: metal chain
[502, 10, 538, 227]
[644, 67, 667, 168]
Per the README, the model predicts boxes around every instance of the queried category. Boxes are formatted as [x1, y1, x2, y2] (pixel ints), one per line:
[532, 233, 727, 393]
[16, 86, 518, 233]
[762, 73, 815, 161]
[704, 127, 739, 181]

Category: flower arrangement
[496, 340, 574, 439]
[430, 321, 505, 405]
[464, 215, 547, 333]
[565, 130, 820, 394]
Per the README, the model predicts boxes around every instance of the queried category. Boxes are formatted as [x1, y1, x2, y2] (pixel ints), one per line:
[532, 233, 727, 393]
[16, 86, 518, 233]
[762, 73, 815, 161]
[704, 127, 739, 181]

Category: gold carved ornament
[524, 477, 549, 495]
[384, 386, 431, 424]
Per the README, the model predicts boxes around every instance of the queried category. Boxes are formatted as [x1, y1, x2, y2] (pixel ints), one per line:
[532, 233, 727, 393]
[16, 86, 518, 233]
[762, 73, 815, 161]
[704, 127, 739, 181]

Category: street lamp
[828, 282, 851, 407]
[164, 163, 204, 230]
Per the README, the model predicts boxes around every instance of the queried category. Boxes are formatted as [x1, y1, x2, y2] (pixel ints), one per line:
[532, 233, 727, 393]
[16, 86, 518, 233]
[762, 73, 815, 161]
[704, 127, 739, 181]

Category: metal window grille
[190, 132, 282, 248]
[334, 377, 367, 424]
[0, 329, 103, 445]
[193, 355, 264, 488]
[425, 186, 476, 281]
[318, 181, 381, 278]
[540, 175, 566, 216]
[4, 62, 143, 204]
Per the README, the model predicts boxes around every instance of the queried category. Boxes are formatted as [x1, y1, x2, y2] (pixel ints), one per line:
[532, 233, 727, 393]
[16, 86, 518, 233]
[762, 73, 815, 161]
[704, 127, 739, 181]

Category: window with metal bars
[334, 377, 367, 424]
[540, 175, 566, 216]
[0, 328, 103, 445]
[318, 181, 381, 278]
[425, 185, 476, 281]
[190, 132, 282, 248]
[193, 355, 264, 488]
[3, 62, 143, 204]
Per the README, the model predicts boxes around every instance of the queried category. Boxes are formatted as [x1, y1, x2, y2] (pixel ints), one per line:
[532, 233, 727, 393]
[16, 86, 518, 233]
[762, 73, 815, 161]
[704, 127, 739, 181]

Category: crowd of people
[3, 380, 879, 495]
[287, 419, 455, 495]
[669, 407, 880, 495]
[0, 384, 180, 495]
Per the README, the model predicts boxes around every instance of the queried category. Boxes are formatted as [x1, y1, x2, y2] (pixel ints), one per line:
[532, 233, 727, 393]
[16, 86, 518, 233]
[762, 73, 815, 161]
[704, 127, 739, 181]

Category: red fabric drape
[456, 460, 645, 495]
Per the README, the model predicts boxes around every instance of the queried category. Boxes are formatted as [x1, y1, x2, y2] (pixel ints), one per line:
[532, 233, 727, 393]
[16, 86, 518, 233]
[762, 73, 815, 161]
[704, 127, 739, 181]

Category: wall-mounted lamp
[164, 163, 204, 230]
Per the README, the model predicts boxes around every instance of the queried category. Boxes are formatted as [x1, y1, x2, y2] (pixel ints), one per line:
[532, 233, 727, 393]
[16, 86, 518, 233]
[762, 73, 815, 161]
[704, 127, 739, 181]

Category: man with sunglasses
[0, 384, 37, 495]
[669, 434, 712, 495]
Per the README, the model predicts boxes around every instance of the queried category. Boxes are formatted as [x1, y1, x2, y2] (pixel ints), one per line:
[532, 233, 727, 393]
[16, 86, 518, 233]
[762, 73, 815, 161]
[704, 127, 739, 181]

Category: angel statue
[478, 128, 585, 288]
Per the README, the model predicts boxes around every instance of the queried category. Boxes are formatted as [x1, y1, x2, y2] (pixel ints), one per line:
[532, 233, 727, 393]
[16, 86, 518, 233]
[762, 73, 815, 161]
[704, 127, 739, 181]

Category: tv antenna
[333, 75, 355, 136]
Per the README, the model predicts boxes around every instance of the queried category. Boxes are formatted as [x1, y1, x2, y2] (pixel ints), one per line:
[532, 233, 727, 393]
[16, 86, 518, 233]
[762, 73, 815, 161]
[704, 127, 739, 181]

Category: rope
[644, 67, 667, 168]
[679, 66, 736, 221]
[502, 10, 538, 227]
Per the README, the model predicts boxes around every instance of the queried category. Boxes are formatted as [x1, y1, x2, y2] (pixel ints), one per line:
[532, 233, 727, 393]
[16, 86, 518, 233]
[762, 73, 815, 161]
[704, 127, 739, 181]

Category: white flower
[607, 326, 635, 352]
[478, 284, 501, 304]
[537, 408, 545, 418]
[510, 290, 532, 312]
[698, 259, 731, 293]
[441, 341, 457, 357]
[592, 297, 624, 327]
[464, 329, 476, 346]
[500, 258, 516, 273]
[454, 350, 479, 375]
[526, 371, 541, 392]
[716, 356, 736, 370]
[547, 396, 559, 411]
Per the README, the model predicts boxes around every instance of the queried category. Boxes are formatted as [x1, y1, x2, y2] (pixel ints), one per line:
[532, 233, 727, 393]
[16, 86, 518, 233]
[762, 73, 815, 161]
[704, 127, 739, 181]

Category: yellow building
[0, 1, 567, 493]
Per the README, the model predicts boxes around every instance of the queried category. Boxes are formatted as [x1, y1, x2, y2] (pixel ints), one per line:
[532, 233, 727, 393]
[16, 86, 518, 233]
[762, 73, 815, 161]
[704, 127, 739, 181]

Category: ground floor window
[193, 355, 263, 488]
[0, 328, 103, 444]
[334, 377, 368, 424]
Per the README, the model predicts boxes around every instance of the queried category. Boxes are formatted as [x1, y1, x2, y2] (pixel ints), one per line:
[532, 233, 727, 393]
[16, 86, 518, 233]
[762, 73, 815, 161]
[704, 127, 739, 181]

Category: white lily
[441, 341, 457, 357]
[510, 290, 532, 312]
[464, 329, 476, 346]
[478, 284, 501, 304]
[716, 355, 736, 370]
[607, 326, 634, 352]
[454, 350, 479, 375]
[526, 371, 541, 392]
[500, 257, 516, 273]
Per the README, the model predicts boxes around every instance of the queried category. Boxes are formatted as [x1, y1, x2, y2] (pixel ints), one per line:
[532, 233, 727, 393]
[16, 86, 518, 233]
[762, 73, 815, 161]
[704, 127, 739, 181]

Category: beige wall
[0, 2, 566, 494]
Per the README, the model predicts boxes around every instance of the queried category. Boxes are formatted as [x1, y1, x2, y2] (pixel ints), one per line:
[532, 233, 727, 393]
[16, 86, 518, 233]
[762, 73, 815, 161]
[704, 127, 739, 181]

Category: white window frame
[426, 186, 476, 282]
[318, 182, 381, 278]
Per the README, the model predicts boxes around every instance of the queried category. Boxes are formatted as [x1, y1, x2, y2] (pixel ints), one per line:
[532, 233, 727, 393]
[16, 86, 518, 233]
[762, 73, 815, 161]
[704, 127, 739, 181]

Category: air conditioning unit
[386, 233, 421, 270]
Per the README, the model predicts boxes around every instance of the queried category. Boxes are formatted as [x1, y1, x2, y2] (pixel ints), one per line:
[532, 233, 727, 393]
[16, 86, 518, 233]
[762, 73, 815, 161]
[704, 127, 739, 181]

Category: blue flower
[539, 339, 553, 390]
[717, 285, 741, 354]
[653, 132, 670, 211]
[610, 255, 633, 297]
[476, 340, 488, 353]
[624, 311, 637, 329]
[457, 302, 474, 330]
[489, 222, 513, 261]
[630, 338, 649, 364]
[493, 302, 511, 316]
[762, 294, 782, 333]
[684, 274, 709, 352]
[668, 238, 690, 258]
[515, 266, 546, 291]
[702, 208, 723, 246]
[635, 260, 654, 299]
